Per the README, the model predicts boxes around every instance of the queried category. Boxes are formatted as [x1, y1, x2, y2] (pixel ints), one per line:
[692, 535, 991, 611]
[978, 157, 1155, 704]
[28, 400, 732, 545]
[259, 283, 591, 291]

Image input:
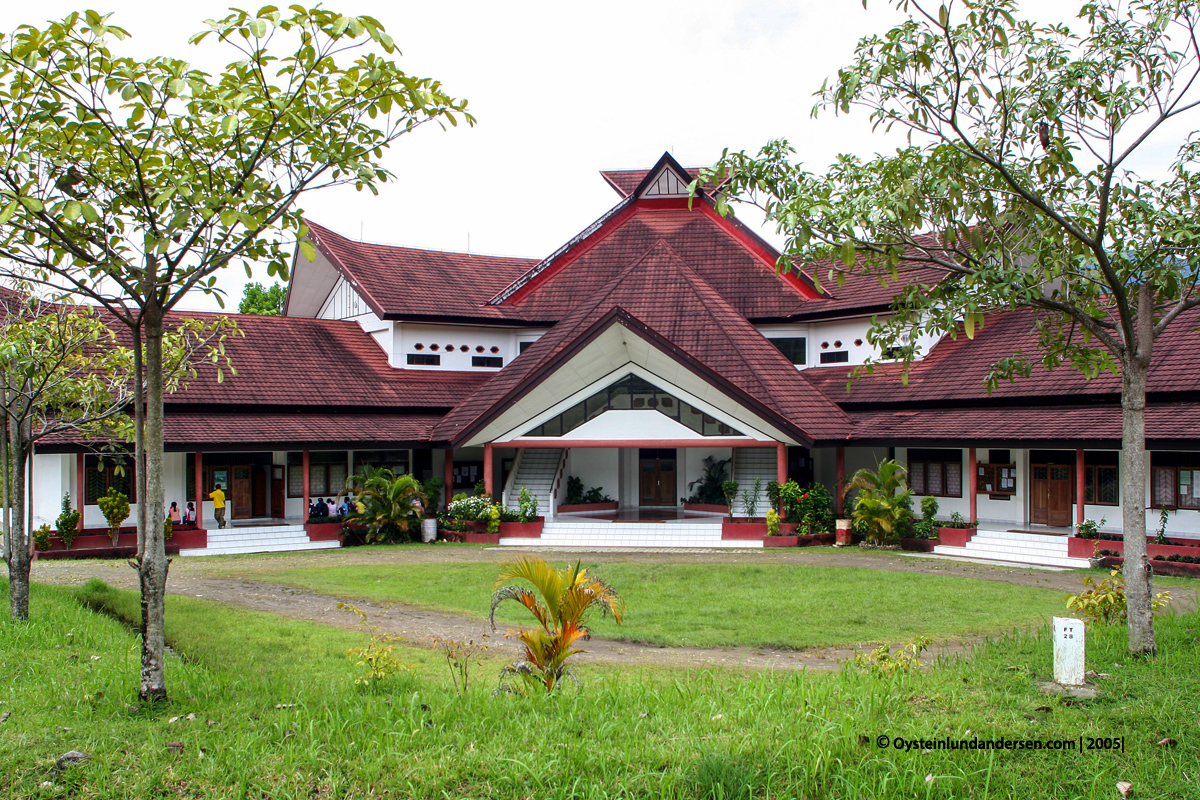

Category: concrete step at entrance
[500, 521, 757, 549]
[179, 524, 343, 557]
[932, 529, 1088, 568]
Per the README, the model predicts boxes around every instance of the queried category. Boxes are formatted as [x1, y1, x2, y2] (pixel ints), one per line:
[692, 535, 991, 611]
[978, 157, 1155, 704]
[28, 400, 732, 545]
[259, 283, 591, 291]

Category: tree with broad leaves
[0, 7, 472, 698]
[238, 281, 286, 315]
[701, 0, 1200, 655]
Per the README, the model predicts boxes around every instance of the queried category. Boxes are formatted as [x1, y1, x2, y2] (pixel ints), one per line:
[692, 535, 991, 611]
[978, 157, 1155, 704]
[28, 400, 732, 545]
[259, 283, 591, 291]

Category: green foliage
[945, 511, 977, 529]
[237, 282, 287, 315]
[740, 477, 763, 520]
[341, 466, 425, 544]
[421, 477, 444, 514]
[1075, 517, 1107, 539]
[163, 516, 173, 542]
[846, 637, 931, 678]
[473, 479, 488, 498]
[487, 505, 501, 535]
[721, 480, 739, 520]
[686, 456, 730, 505]
[766, 479, 781, 508]
[32, 523, 52, 551]
[55, 492, 80, 549]
[95, 485, 129, 545]
[517, 487, 539, 522]
[1155, 508, 1170, 545]
[780, 481, 835, 533]
[446, 493, 494, 522]
[490, 557, 625, 694]
[844, 460, 913, 544]
[337, 603, 413, 686]
[911, 496, 940, 539]
[565, 476, 612, 505]
[1066, 568, 1171, 626]
[765, 508, 781, 536]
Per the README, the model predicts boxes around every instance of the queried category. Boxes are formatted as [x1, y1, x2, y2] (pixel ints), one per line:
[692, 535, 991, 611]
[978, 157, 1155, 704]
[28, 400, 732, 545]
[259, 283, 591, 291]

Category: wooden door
[638, 449, 677, 506]
[271, 466, 285, 519]
[232, 465, 252, 520]
[252, 467, 267, 517]
[1031, 464, 1073, 526]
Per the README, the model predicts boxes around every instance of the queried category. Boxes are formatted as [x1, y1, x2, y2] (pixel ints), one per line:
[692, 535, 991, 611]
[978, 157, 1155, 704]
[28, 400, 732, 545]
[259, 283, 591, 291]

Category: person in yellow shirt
[209, 483, 227, 529]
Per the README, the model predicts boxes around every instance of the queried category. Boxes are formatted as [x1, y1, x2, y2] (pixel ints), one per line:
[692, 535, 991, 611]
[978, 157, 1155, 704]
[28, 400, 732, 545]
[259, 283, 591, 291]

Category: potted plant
[901, 496, 941, 552]
[763, 508, 800, 547]
[96, 486, 130, 546]
[937, 511, 978, 548]
[55, 492, 81, 550]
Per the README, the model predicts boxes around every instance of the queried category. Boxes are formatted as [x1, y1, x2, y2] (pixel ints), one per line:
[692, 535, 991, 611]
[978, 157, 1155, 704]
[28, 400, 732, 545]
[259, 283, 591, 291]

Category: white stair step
[179, 540, 341, 557]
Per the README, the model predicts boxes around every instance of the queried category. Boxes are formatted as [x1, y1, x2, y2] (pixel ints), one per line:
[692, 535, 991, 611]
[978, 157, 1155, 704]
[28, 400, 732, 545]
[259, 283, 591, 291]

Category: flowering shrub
[447, 493, 495, 522]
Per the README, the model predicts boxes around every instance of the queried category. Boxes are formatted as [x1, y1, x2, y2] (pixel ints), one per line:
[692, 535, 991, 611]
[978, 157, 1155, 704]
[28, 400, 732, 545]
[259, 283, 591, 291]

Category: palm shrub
[843, 460, 913, 545]
[490, 556, 625, 694]
[55, 492, 81, 549]
[686, 456, 730, 505]
[96, 486, 130, 546]
[341, 466, 426, 544]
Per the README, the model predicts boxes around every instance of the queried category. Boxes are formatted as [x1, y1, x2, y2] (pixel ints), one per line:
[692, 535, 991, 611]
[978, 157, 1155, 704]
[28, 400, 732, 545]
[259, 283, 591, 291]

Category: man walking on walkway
[209, 483, 227, 529]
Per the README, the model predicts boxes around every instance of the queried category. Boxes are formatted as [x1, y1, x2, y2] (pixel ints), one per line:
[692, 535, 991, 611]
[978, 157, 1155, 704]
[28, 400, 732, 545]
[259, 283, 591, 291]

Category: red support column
[444, 449, 454, 510]
[302, 449, 310, 522]
[776, 444, 787, 512]
[75, 453, 85, 529]
[968, 448, 978, 524]
[835, 446, 846, 516]
[484, 443, 494, 500]
[194, 451, 204, 528]
[1076, 448, 1086, 527]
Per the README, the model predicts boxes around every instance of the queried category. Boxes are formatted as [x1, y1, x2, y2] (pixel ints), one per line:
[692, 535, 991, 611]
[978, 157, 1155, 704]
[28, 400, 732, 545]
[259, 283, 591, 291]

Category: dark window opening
[1152, 451, 1200, 509]
[819, 351, 849, 364]
[907, 449, 963, 498]
[407, 353, 440, 366]
[769, 337, 806, 365]
[472, 356, 503, 368]
[519, 341, 534, 353]
[527, 374, 742, 437]
[85, 454, 136, 504]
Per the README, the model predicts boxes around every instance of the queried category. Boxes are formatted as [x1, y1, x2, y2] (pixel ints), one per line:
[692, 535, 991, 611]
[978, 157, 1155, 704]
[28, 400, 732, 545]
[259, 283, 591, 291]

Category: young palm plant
[490, 556, 625, 694]
[842, 459, 913, 545]
[341, 466, 426, 544]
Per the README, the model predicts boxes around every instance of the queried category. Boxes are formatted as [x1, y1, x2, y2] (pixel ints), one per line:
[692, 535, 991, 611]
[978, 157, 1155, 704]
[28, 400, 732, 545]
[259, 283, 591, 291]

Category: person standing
[209, 483, 227, 529]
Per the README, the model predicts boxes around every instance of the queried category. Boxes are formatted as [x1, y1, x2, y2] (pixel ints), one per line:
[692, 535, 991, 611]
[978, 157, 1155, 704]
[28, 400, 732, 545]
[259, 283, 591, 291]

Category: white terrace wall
[562, 448, 620, 506]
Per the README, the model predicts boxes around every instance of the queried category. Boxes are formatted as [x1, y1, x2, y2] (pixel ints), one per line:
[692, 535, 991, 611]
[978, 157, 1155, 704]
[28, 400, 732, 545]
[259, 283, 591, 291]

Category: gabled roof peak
[599, 152, 706, 199]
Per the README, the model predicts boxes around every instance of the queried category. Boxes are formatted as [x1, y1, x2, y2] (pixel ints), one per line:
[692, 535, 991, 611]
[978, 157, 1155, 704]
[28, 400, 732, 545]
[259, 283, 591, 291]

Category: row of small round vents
[413, 343, 501, 353]
[820, 339, 864, 350]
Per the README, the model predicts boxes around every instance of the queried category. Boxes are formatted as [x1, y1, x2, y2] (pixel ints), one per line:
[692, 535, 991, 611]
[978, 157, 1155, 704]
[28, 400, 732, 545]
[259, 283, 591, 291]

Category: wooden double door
[1031, 463, 1073, 526]
[639, 448, 677, 506]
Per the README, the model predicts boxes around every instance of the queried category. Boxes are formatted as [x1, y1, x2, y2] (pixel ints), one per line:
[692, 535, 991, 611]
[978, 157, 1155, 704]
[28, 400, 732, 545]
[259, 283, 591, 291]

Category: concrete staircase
[932, 530, 1089, 569]
[179, 524, 341, 556]
[731, 447, 776, 517]
[500, 520, 758, 549]
[504, 448, 562, 516]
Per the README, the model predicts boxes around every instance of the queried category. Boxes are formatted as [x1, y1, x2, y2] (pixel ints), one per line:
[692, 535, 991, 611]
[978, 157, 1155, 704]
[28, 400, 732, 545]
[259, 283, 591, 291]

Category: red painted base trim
[558, 502, 618, 513]
[684, 503, 729, 514]
[499, 521, 544, 538]
[34, 529, 206, 559]
[937, 527, 976, 548]
[764, 536, 800, 547]
[1067, 537, 1200, 560]
[305, 521, 345, 542]
[1098, 555, 1200, 578]
[722, 521, 768, 539]
[461, 532, 501, 544]
[900, 538, 939, 553]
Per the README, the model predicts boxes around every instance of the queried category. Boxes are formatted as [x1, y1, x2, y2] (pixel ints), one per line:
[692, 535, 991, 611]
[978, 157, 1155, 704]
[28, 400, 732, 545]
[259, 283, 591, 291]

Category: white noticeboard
[1053, 617, 1086, 686]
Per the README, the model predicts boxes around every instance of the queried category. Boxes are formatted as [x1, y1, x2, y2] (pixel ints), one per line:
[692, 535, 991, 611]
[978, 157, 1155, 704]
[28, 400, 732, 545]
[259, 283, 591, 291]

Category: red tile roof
[162, 411, 444, 447]
[600, 167, 700, 197]
[849, 403, 1200, 444]
[306, 220, 539, 321]
[804, 307, 1200, 407]
[436, 240, 850, 445]
[158, 312, 489, 411]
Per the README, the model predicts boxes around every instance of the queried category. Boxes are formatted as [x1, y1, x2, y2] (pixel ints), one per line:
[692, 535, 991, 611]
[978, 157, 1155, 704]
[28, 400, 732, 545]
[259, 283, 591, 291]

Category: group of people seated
[309, 497, 351, 519]
[167, 501, 196, 525]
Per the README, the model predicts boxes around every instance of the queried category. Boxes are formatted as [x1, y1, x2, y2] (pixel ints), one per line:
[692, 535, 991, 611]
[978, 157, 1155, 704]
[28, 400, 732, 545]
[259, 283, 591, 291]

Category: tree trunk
[7, 395, 29, 622]
[138, 306, 169, 701]
[133, 325, 147, 558]
[1121, 329, 1156, 656]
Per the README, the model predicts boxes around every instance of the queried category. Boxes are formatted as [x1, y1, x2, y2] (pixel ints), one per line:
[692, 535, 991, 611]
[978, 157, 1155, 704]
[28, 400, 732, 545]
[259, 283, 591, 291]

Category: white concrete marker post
[1053, 617, 1086, 686]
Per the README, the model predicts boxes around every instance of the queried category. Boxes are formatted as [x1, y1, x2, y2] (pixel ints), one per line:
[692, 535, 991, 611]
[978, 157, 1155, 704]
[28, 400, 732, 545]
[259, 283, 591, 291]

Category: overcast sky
[26, 0, 1187, 311]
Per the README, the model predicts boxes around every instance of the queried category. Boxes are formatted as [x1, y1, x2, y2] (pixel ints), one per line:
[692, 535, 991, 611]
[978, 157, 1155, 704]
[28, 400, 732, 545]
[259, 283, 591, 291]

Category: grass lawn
[243, 560, 1070, 649]
[3, 577, 1199, 799]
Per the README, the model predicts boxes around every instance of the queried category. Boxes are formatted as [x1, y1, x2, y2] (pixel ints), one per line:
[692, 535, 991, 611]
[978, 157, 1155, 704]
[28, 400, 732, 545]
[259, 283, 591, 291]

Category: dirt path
[30, 545, 1195, 672]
